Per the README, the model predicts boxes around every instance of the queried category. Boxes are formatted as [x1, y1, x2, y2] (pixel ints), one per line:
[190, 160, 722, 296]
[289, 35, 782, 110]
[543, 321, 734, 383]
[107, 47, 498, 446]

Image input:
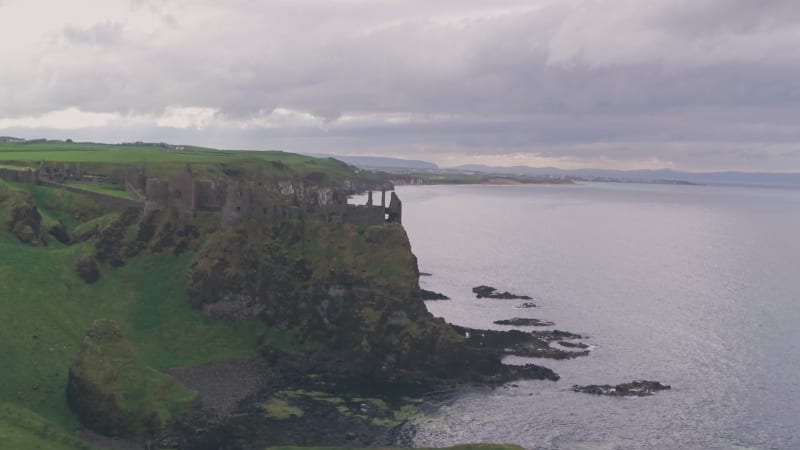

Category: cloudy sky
[1, 0, 799, 171]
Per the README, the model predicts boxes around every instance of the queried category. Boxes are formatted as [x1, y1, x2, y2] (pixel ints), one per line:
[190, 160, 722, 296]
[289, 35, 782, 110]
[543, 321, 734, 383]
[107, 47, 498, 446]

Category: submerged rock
[514, 302, 537, 309]
[472, 285, 532, 300]
[572, 380, 671, 397]
[494, 318, 555, 327]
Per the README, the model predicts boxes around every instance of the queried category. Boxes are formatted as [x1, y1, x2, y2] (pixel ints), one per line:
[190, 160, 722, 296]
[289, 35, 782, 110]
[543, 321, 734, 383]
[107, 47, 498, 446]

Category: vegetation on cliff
[0, 182, 299, 439]
[185, 219, 469, 381]
[185, 218, 555, 385]
[66, 319, 198, 436]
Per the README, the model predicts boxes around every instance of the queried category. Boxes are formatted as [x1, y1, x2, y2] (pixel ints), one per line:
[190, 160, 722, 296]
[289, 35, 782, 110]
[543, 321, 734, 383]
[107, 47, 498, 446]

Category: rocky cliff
[186, 218, 552, 384]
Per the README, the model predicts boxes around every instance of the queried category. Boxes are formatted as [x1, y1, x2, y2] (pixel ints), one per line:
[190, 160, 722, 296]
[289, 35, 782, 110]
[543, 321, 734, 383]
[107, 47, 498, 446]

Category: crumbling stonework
[39, 162, 83, 183]
[144, 164, 401, 228]
[4, 159, 401, 229]
[0, 168, 38, 184]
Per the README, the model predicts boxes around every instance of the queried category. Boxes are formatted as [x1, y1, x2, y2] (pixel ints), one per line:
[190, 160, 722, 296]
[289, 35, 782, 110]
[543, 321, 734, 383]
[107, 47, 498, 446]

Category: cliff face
[185, 218, 555, 384]
[185, 220, 461, 381]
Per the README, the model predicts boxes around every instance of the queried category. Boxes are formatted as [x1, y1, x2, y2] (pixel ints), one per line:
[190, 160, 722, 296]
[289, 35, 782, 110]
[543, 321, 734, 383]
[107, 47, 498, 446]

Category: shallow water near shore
[394, 182, 800, 450]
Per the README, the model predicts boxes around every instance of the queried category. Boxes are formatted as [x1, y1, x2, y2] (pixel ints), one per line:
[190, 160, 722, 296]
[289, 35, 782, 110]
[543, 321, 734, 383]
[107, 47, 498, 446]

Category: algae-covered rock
[94, 208, 140, 267]
[133, 208, 199, 256]
[66, 319, 201, 438]
[2, 190, 47, 245]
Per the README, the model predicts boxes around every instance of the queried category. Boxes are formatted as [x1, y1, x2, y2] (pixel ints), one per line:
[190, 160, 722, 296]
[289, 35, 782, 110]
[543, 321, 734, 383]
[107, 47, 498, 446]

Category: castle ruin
[0, 161, 400, 227]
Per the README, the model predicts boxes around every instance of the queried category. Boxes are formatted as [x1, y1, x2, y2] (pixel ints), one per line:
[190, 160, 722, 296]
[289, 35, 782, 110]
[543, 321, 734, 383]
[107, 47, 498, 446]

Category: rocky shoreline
[420, 288, 450, 300]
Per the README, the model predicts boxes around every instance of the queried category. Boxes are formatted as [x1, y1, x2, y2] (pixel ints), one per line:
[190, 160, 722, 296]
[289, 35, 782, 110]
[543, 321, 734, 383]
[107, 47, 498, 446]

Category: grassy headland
[0, 140, 546, 449]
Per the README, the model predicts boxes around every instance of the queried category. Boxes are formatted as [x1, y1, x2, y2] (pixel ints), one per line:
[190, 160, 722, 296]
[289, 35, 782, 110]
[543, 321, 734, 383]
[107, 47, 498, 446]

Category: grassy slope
[71, 319, 198, 433]
[0, 404, 98, 450]
[68, 183, 134, 200]
[0, 181, 303, 434]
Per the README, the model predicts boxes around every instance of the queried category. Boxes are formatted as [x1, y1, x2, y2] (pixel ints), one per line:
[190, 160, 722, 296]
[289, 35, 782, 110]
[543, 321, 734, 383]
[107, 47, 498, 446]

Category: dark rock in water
[558, 340, 589, 349]
[535, 329, 583, 341]
[452, 325, 588, 361]
[472, 285, 532, 300]
[572, 380, 671, 397]
[420, 289, 450, 300]
[515, 302, 537, 308]
[494, 318, 555, 327]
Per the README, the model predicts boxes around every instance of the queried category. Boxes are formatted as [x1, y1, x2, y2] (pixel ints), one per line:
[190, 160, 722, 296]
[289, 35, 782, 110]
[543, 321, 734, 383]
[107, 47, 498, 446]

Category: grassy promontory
[0, 141, 549, 449]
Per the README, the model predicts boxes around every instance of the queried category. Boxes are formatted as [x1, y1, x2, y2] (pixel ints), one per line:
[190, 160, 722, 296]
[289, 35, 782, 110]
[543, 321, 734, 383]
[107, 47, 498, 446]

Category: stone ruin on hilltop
[0, 162, 401, 227]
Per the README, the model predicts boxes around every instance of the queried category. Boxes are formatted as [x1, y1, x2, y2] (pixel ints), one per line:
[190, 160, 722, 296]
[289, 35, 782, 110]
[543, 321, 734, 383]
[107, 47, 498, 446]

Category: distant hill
[452, 164, 800, 187]
[306, 153, 439, 171]
[0, 136, 25, 143]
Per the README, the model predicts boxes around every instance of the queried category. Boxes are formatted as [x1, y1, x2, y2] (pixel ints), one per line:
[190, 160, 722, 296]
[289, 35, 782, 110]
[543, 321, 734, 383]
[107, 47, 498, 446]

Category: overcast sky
[1, 0, 800, 171]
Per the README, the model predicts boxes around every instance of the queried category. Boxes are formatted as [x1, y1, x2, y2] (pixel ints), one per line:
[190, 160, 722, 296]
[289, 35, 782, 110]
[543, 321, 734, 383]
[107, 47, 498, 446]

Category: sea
[392, 182, 800, 450]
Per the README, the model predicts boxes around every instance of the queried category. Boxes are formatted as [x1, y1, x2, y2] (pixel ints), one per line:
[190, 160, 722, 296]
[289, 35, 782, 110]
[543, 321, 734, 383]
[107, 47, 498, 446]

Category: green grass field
[0, 404, 98, 450]
[0, 140, 385, 185]
[0, 179, 306, 438]
[67, 182, 134, 200]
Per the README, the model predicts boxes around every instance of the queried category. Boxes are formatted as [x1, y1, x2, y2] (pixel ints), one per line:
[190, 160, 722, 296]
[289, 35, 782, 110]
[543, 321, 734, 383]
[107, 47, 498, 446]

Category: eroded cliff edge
[186, 218, 555, 384]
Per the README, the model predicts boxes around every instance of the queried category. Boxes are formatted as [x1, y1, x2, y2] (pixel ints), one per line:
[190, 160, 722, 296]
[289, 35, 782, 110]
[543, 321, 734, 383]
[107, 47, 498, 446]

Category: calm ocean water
[394, 182, 800, 450]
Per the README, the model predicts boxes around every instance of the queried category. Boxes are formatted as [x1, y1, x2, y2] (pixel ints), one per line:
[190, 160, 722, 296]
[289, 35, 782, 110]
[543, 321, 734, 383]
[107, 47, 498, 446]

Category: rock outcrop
[420, 289, 450, 300]
[572, 380, 671, 397]
[75, 254, 100, 284]
[186, 220, 556, 384]
[472, 285, 532, 300]
[2, 190, 47, 245]
[493, 318, 555, 327]
[66, 319, 210, 441]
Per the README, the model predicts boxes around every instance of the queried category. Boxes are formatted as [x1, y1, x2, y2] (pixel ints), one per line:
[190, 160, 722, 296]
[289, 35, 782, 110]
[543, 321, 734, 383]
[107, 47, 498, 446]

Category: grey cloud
[655, 0, 800, 35]
[2, 1, 800, 171]
[62, 21, 124, 46]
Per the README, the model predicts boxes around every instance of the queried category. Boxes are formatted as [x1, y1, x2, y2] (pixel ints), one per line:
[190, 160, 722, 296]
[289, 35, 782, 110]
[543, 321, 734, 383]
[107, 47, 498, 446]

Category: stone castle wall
[0, 168, 39, 184]
[141, 164, 399, 228]
[2, 160, 399, 227]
